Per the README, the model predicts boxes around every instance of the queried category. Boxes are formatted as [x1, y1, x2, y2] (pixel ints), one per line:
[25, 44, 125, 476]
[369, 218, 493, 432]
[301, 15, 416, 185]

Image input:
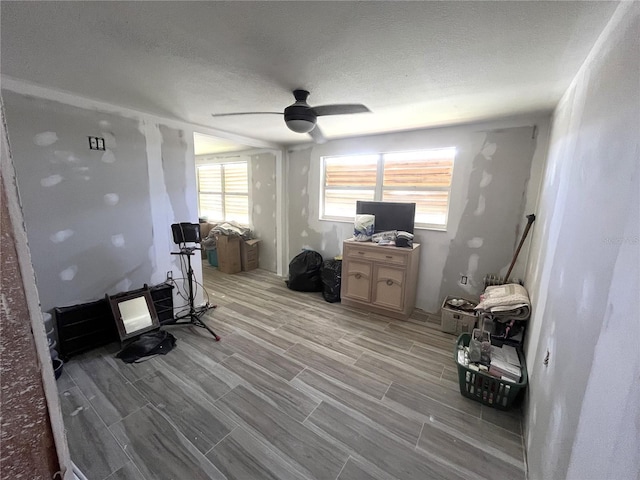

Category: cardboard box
[240, 239, 260, 271]
[441, 295, 477, 335]
[215, 235, 241, 274]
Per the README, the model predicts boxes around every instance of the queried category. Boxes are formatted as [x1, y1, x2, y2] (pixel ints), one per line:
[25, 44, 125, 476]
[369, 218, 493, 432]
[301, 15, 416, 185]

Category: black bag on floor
[116, 330, 176, 363]
[286, 250, 324, 292]
[321, 259, 342, 303]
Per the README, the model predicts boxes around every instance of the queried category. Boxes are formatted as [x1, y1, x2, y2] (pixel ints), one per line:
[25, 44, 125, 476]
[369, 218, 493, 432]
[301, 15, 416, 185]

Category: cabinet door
[343, 260, 372, 302]
[372, 265, 405, 311]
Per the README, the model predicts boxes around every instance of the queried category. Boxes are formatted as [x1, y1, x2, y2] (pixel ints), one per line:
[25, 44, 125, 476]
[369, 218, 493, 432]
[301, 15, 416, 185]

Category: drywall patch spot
[59, 265, 78, 281]
[302, 187, 307, 196]
[74, 166, 89, 172]
[482, 142, 497, 159]
[301, 230, 309, 237]
[50, 229, 74, 243]
[301, 166, 308, 175]
[41, 174, 63, 187]
[111, 234, 125, 248]
[101, 132, 117, 148]
[255, 181, 262, 190]
[480, 171, 493, 188]
[99, 120, 111, 129]
[33, 132, 58, 146]
[103, 193, 119, 206]
[473, 195, 486, 215]
[272, 194, 276, 200]
[255, 204, 262, 215]
[80, 176, 91, 181]
[54, 150, 81, 164]
[301, 207, 307, 217]
[101, 149, 116, 164]
[467, 237, 484, 248]
[70, 407, 84, 416]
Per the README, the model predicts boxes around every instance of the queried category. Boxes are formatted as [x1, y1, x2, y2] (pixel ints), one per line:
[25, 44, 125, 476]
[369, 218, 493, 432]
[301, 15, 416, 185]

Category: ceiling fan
[211, 89, 371, 144]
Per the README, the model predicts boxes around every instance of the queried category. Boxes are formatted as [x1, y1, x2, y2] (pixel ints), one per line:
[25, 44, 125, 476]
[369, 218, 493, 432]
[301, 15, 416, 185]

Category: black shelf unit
[150, 282, 175, 325]
[55, 282, 176, 359]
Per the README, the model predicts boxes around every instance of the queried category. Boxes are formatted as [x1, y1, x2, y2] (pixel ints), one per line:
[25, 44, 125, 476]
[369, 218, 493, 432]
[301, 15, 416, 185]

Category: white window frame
[196, 157, 251, 226]
[320, 148, 456, 231]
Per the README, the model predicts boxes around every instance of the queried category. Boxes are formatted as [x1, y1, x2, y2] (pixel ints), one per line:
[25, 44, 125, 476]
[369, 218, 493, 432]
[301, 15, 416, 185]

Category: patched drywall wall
[287, 119, 547, 313]
[439, 128, 536, 301]
[250, 152, 278, 272]
[3, 91, 202, 312]
[523, 4, 639, 479]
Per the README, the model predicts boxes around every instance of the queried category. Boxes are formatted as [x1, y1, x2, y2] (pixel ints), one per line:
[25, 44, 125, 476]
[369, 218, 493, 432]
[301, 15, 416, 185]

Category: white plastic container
[441, 295, 478, 335]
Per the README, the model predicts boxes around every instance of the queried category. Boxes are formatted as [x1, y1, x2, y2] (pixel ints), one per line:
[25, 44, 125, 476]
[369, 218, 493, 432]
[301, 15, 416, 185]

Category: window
[197, 161, 249, 225]
[321, 148, 455, 230]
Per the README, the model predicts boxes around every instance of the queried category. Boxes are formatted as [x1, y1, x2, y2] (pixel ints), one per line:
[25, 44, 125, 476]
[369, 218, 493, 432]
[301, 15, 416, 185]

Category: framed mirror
[107, 286, 160, 341]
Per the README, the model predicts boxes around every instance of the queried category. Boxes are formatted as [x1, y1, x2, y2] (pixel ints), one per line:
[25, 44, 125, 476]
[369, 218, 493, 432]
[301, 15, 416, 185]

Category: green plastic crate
[454, 333, 528, 410]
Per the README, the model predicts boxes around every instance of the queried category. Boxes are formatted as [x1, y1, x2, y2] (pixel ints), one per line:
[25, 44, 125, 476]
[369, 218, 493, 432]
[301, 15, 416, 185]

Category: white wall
[3, 90, 204, 312]
[287, 117, 550, 313]
[523, 3, 639, 479]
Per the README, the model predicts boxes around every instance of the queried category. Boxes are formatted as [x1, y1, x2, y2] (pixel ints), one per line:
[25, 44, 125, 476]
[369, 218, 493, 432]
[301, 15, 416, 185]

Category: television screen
[171, 223, 201, 244]
[356, 201, 416, 234]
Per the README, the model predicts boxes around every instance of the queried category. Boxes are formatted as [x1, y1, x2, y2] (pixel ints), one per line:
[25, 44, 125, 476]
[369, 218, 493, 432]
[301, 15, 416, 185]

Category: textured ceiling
[1, 1, 618, 148]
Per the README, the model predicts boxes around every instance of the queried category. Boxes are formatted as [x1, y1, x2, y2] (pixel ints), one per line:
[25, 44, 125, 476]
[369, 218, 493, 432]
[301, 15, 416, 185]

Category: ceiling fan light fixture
[285, 118, 316, 133]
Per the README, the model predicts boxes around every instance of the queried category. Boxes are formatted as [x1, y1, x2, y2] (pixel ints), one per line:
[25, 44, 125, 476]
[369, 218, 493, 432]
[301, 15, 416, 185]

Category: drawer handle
[386, 279, 393, 286]
[385, 255, 393, 259]
[358, 251, 365, 255]
[355, 273, 362, 279]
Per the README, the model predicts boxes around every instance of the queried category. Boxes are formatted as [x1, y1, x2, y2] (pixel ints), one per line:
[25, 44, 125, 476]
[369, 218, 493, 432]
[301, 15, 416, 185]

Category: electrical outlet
[88, 136, 106, 151]
[166, 270, 173, 281]
[460, 275, 468, 285]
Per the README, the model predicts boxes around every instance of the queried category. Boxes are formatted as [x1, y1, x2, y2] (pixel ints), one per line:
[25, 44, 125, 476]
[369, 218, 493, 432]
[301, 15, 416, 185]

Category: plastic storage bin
[207, 249, 218, 267]
[441, 296, 477, 335]
[454, 333, 528, 410]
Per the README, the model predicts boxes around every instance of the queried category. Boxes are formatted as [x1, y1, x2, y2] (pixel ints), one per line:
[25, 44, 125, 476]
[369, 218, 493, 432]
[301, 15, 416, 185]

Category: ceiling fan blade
[211, 112, 283, 117]
[308, 125, 327, 144]
[312, 104, 371, 117]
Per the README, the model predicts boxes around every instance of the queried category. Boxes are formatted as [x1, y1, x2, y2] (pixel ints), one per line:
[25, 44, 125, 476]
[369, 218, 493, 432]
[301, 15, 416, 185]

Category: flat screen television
[171, 223, 201, 244]
[356, 201, 416, 234]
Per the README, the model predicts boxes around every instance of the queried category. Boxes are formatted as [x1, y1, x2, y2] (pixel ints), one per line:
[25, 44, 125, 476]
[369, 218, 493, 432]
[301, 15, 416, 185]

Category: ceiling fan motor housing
[284, 89, 317, 133]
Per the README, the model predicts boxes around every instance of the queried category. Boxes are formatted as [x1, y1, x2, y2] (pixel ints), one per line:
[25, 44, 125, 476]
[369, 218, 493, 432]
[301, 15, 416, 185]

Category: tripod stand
[170, 247, 220, 341]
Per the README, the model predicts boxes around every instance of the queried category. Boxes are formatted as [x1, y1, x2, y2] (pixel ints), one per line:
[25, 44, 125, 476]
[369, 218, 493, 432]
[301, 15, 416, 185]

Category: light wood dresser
[340, 239, 421, 320]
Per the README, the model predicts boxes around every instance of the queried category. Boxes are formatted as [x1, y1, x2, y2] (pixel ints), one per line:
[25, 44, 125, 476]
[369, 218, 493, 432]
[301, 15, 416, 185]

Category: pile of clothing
[201, 221, 252, 250]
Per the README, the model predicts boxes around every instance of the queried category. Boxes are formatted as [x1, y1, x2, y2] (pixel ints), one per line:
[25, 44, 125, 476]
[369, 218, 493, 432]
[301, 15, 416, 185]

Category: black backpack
[116, 330, 176, 363]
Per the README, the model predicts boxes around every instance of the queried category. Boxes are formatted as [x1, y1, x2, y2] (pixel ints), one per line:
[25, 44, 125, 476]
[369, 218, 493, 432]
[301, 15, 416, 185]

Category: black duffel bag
[116, 330, 176, 363]
[286, 250, 324, 292]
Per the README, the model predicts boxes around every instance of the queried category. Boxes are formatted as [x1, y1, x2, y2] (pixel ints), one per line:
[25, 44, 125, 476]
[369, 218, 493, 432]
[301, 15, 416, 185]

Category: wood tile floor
[59, 265, 525, 480]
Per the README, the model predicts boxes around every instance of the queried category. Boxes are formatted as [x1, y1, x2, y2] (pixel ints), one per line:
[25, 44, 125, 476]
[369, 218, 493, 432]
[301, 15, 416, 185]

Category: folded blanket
[475, 283, 531, 320]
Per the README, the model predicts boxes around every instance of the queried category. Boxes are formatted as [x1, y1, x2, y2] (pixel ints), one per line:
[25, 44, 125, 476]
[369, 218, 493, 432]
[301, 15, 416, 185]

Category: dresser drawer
[344, 245, 408, 266]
